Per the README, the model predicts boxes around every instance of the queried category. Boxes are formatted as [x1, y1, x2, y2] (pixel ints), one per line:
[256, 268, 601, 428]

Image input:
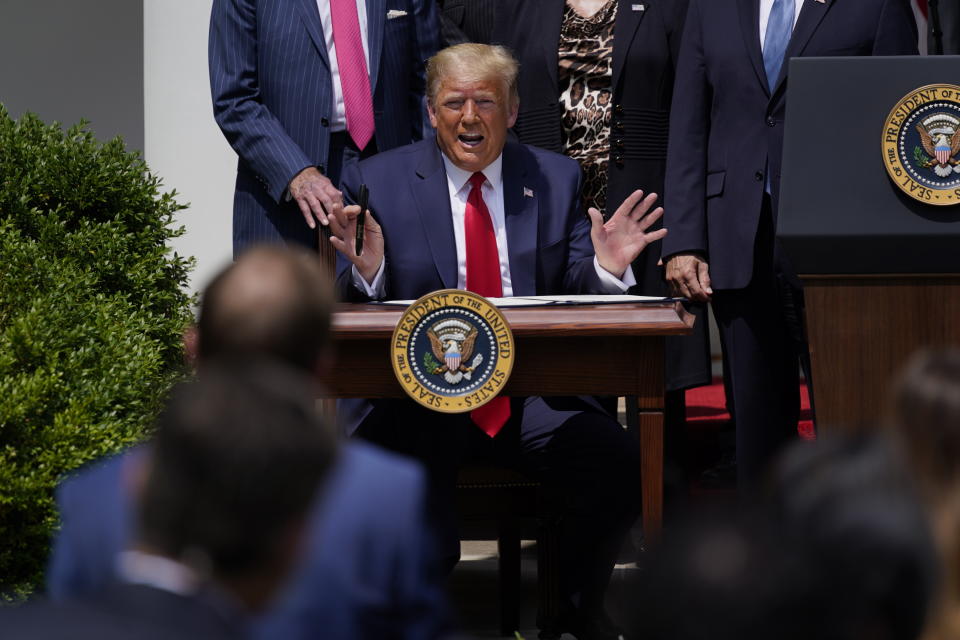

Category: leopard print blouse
[558, 0, 617, 215]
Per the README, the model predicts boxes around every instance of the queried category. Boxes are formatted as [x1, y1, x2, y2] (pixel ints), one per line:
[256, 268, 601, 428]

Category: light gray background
[0, 0, 144, 150]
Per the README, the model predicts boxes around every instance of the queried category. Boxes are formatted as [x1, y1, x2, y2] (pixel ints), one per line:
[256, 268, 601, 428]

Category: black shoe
[698, 451, 737, 489]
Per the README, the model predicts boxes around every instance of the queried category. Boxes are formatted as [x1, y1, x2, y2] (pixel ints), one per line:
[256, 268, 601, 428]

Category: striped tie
[763, 0, 795, 89]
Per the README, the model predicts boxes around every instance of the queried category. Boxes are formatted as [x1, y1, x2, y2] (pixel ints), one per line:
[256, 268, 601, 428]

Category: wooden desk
[328, 302, 694, 537]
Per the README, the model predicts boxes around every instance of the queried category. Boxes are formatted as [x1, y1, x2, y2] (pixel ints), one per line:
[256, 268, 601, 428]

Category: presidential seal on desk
[391, 290, 514, 413]
[883, 84, 960, 206]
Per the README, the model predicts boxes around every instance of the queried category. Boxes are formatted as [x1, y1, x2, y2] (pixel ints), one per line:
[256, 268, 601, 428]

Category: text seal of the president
[391, 289, 515, 413]
[883, 83, 960, 206]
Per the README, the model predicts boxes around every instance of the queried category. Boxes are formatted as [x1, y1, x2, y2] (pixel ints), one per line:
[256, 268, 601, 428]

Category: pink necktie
[330, 0, 375, 150]
[465, 173, 511, 437]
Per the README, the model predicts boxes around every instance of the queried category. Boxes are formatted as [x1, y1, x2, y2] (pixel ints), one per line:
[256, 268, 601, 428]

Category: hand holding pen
[328, 183, 384, 284]
[355, 184, 369, 256]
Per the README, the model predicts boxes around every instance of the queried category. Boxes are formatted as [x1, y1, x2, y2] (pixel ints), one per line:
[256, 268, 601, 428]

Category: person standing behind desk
[494, 0, 711, 479]
[209, 0, 440, 255]
[662, 0, 918, 488]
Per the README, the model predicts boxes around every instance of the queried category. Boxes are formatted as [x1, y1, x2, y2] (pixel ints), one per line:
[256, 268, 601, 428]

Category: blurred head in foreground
[193, 245, 335, 373]
[632, 435, 935, 640]
[889, 349, 960, 640]
[136, 359, 337, 611]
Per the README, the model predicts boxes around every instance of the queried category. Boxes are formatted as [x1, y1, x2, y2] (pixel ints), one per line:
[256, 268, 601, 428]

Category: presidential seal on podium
[882, 83, 960, 206]
[391, 290, 515, 413]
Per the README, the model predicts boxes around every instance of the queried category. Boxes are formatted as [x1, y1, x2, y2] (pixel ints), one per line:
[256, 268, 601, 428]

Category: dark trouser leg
[509, 398, 641, 617]
[354, 399, 476, 574]
[711, 205, 801, 490]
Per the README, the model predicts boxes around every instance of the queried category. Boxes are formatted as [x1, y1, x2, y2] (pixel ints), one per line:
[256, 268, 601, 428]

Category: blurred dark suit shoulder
[0, 585, 240, 640]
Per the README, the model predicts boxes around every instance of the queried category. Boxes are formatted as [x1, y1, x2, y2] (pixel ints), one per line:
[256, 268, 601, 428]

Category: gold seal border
[390, 289, 515, 414]
[882, 83, 960, 207]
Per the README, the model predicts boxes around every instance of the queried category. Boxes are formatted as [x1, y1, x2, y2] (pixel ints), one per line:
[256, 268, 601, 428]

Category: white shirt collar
[116, 550, 202, 597]
[440, 151, 504, 196]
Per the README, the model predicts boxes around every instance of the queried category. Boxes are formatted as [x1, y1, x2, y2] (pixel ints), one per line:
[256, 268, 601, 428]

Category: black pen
[355, 183, 369, 256]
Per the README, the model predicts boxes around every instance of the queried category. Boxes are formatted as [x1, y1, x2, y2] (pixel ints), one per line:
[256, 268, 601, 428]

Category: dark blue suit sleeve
[209, 0, 315, 203]
[409, 0, 441, 139]
[561, 169, 606, 294]
[662, 0, 710, 260]
[873, 0, 919, 54]
[46, 456, 133, 601]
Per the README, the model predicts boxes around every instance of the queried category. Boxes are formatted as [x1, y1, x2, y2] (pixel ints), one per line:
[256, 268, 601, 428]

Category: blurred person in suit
[889, 349, 960, 640]
[210, 0, 440, 254]
[3, 361, 336, 639]
[493, 0, 712, 497]
[328, 42, 669, 639]
[663, 0, 918, 488]
[628, 435, 936, 640]
[46, 247, 449, 640]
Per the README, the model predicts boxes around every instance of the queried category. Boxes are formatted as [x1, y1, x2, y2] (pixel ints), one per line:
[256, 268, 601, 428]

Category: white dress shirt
[316, 0, 371, 132]
[759, 0, 804, 51]
[352, 152, 636, 297]
[116, 550, 201, 597]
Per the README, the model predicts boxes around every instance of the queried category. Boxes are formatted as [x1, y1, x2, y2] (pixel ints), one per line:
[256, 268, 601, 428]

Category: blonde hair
[426, 43, 519, 107]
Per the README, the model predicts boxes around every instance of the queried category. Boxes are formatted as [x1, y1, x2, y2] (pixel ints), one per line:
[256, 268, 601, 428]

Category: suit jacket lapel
[772, 0, 832, 93]
[538, 0, 564, 98]
[295, 0, 330, 69]
[502, 143, 538, 297]
[411, 141, 458, 290]
[737, 0, 768, 94]
[611, 0, 648, 92]
[366, 0, 386, 91]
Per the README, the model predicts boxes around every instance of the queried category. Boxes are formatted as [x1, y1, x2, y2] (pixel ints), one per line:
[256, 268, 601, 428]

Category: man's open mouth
[458, 133, 484, 147]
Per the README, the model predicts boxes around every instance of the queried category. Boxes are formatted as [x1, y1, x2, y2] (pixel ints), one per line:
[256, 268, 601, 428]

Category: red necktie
[330, 0, 375, 150]
[465, 172, 511, 437]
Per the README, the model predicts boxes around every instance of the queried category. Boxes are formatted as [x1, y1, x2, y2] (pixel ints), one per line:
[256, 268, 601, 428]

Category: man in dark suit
[45, 247, 449, 640]
[662, 0, 918, 486]
[437, 0, 495, 45]
[209, 0, 440, 254]
[327, 43, 667, 639]
[3, 361, 336, 639]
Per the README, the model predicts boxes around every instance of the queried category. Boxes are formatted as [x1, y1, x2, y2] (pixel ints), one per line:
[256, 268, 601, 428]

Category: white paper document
[377, 294, 670, 307]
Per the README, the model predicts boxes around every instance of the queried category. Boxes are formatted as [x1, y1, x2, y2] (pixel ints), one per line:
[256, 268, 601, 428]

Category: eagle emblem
[916, 113, 960, 177]
[425, 319, 484, 385]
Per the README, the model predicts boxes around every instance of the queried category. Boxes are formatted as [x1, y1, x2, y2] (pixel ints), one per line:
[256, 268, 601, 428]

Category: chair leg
[497, 518, 521, 636]
[536, 518, 562, 638]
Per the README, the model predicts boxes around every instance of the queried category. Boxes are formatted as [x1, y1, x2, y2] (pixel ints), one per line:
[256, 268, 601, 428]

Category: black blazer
[495, 0, 709, 391]
[494, 0, 687, 291]
[439, 0, 497, 45]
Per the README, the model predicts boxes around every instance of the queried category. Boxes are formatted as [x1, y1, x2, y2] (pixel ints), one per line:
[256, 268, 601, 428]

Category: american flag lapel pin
[523, 187, 534, 198]
[632, 3, 645, 11]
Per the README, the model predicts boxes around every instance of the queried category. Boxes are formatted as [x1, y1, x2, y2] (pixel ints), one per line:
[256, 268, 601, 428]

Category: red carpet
[685, 378, 815, 440]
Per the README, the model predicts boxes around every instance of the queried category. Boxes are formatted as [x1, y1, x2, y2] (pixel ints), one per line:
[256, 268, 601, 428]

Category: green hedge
[0, 107, 194, 599]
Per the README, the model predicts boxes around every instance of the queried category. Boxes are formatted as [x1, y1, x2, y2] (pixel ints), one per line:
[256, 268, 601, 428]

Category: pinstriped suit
[209, 0, 440, 254]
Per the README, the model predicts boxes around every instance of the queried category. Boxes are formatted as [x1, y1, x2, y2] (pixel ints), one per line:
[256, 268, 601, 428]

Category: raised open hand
[588, 190, 668, 279]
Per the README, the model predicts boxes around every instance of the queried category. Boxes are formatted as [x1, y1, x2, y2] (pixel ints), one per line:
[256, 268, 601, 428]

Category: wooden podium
[778, 57, 960, 430]
[326, 301, 694, 537]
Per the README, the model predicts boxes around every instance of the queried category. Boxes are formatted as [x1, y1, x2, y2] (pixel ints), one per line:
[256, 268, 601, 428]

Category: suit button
[766, 118, 776, 127]
[755, 171, 764, 181]
[321, 118, 330, 127]
[614, 121, 624, 132]
[615, 155, 624, 165]
[614, 104, 624, 115]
